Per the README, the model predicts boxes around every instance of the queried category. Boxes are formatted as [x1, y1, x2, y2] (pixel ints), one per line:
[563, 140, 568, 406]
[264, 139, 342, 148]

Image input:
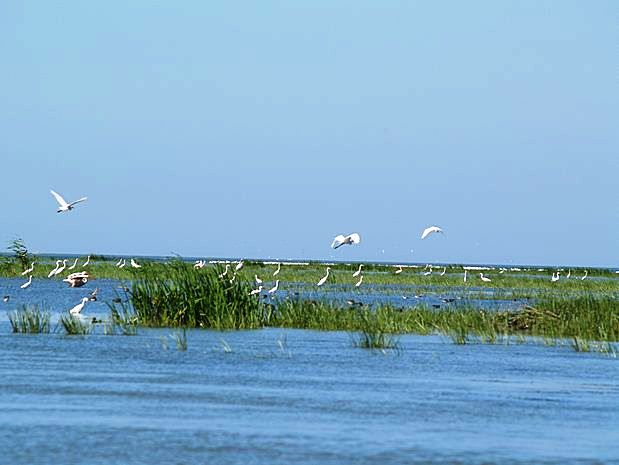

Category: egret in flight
[421, 226, 443, 240]
[50, 190, 87, 213]
[331, 233, 361, 249]
[352, 264, 363, 277]
[20, 275, 32, 289]
[480, 273, 491, 283]
[317, 267, 331, 286]
[21, 262, 35, 276]
[69, 297, 89, 315]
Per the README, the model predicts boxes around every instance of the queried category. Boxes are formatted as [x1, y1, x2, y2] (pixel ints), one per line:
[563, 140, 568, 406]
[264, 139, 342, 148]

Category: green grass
[8, 304, 51, 333]
[59, 314, 92, 335]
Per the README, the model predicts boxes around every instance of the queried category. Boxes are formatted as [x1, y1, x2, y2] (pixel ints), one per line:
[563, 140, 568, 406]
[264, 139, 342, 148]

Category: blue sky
[1, 1, 617, 267]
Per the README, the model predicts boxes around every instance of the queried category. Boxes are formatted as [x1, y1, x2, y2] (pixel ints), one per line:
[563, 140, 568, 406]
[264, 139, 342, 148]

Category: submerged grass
[8, 304, 51, 333]
[59, 314, 92, 335]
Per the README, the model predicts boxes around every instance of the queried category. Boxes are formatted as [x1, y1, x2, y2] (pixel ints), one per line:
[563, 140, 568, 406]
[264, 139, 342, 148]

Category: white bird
[219, 264, 231, 278]
[421, 226, 443, 240]
[581, 270, 588, 281]
[130, 258, 141, 268]
[115, 258, 124, 267]
[249, 286, 263, 296]
[268, 280, 279, 295]
[463, 269, 468, 283]
[69, 297, 89, 315]
[53, 259, 67, 276]
[194, 260, 205, 269]
[331, 233, 361, 249]
[423, 266, 433, 276]
[566, 269, 571, 279]
[440, 266, 447, 276]
[20, 275, 32, 289]
[551, 272, 560, 282]
[47, 260, 62, 278]
[273, 262, 281, 276]
[235, 260, 244, 272]
[255, 275, 263, 285]
[82, 255, 91, 267]
[50, 189, 87, 213]
[68, 258, 79, 270]
[353, 264, 363, 277]
[355, 275, 363, 287]
[394, 265, 403, 275]
[480, 273, 492, 283]
[118, 259, 126, 268]
[21, 262, 35, 276]
[317, 267, 331, 286]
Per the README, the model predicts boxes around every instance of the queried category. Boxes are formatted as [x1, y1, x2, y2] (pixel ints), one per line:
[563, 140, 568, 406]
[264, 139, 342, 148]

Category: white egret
[440, 266, 447, 276]
[118, 259, 126, 268]
[566, 269, 571, 279]
[268, 280, 279, 295]
[331, 233, 361, 249]
[21, 262, 35, 276]
[20, 275, 32, 289]
[194, 260, 205, 269]
[551, 272, 560, 282]
[53, 259, 67, 276]
[3, 296, 10, 303]
[68, 258, 79, 270]
[355, 275, 363, 287]
[463, 269, 468, 283]
[235, 260, 244, 272]
[352, 264, 363, 277]
[255, 275, 263, 285]
[115, 258, 123, 267]
[47, 260, 61, 278]
[130, 258, 141, 268]
[421, 226, 443, 240]
[480, 273, 491, 283]
[581, 270, 588, 280]
[394, 265, 403, 275]
[50, 189, 87, 213]
[219, 264, 231, 278]
[82, 256, 91, 267]
[317, 267, 331, 286]
[423, 266, 433, 276]
[273, 262, 281, 276]
[249, 286, 263, 296]
[69, 297, 89, 315]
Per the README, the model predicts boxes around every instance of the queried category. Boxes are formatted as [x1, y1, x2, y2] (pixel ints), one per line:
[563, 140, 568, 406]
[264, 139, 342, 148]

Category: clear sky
[1, 1, 617, 267]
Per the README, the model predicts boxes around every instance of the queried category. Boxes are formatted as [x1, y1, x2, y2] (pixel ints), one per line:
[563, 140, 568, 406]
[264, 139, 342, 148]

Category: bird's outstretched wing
[331, 235, 346, 249]
[421, 226, 442, 239]
[50, 190, 69, 208]
[348, 233, 361, 245]
[68, 197, 88, 208]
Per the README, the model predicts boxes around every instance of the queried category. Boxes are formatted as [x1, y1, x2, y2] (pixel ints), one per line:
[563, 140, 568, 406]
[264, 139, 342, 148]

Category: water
[1, 278, 618, 464]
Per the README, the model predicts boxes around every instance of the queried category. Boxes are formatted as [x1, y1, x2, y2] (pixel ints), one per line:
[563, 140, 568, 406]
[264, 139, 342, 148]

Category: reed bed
[8, 304, 51, 333]
[59, 314, 92, 335]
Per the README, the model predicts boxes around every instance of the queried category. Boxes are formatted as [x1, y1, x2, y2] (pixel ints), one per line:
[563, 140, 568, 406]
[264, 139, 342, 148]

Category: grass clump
[8, 304, 51, 333]
[351, 311, 401, 351]
[59, 314, 92, 335]
[105, 297, 138, 335]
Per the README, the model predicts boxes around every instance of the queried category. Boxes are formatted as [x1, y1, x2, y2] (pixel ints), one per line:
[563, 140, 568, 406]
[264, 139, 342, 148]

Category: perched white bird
[480, 273, 491, 283]
[317, 267, 331, 286]
[235, 260, 244, 272]
[47, 260, 62, 278]
[255, 274, 263, 285]
[355, 275, 363, 287]
[440, 266, 447, 276]
[551, 272, 560, 282]
[331, 233, 361, 249]
[394, 265, 403, 275]
[130, 258, 141, 268]
[219, 264, 231, 278]
[421, 226, 443, 240]
[68, 258, 79, 270]
[50, 189, 87, 213]
[249, 286, 263, 296]
[273, 262, 281, 276]
[82, 255, 91, 267]
[268, 280, 279, 295]
[54, 259, 67, 276]
[21, 262, 35, 276]
[69, 297, 89, 315]
[20, 275, 32, 289]
[463, 269, 468, 283]
[352, 264, 363, 278]
[566, 269, 571, 279]
[581, 270, 588, 281]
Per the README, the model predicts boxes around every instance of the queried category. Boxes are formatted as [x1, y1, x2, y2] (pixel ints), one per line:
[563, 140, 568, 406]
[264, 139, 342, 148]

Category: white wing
[50, 190, 69, 208]
[68, 197, 88, 208]
[331, 235, 346, 249]
[347, 233, 361, 244]
[421, 226, 442, 239]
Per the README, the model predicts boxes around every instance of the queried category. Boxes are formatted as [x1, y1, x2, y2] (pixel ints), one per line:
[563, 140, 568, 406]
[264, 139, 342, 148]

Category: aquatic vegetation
[8, 304, 51, 334]
[170, 328, 188, 351]
[59, 314, 92, 335]
[350, 311, 401, 351]
[105, 296, 138, 335]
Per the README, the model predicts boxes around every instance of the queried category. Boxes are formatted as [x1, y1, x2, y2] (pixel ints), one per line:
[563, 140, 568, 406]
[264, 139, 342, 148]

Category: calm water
[1, 278, 618, 464]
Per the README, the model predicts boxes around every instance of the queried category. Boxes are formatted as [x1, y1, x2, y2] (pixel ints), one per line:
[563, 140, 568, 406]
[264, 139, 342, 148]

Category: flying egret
[352, 264, 363, 277]
[317, 267, 331, 286]
[53, 259, 67, 276]
[394, 265, 403, 275]
[68, 258, 79, 270]
[421, 226, 443, 240]
[249, 286, 263, 296]
[69, 297, 89, 315]
[480, 273, 491, 283]
[219, 264, 231, 279]
[21, 262, 35, 276]
[82, 255, 91, 267]
[551, 272, 560, 282]
[581, 270, 588, 280]
[47, 260, 61, 278]
[20, 275, 32, 289]
[255, 275, 263, 285]
[268, 280, 279, 295]
[130, 258, 141, 268]
[50, 189, 87, 213]
[235, 260, 244, 271]
[331, 233, 361, 249]
[355, 275, 363, 287]
[273, 262, 281, 276]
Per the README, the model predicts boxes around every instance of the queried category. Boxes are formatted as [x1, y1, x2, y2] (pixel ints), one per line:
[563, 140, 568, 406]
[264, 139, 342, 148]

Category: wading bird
[118, 259, 126, 268]
[566, 269, 571, 279]
[440, 266, 447, 276]
[421, 226, 443, 240]
[394, 265, 403, 275]
[273, 262, 281, 276]
[235, 260, 244, 272]
[130, 258, 141, 268]
[82, 255, 91, 267]
[353, 264, 363, 277]
[21, 262, 35, 276]
[317, 267, 331, 286]
[249, 286, 262, 296]
[268, 280, 279, 295]
[115, 258, 123, 267]
[480, 273, 491, 283]
[331, 233, 361, 249]
[194, 260, 205, 269]
[50, 190, 87, 213]
[581, 270, 588, 280]
[463, 269, 468, 283]
[423, 266, 433, 276]
[20, 275, 32, 289]
[67, 258, 79, 270]
[355, 275, 363, 287]
[255, 275, 263, 285]
[551, 272, 560, 282]
[69, 297, 89, 315]
[47, 260, 62, 278]
[219, 264, 230, 278]
[54, 259, 67, 277]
